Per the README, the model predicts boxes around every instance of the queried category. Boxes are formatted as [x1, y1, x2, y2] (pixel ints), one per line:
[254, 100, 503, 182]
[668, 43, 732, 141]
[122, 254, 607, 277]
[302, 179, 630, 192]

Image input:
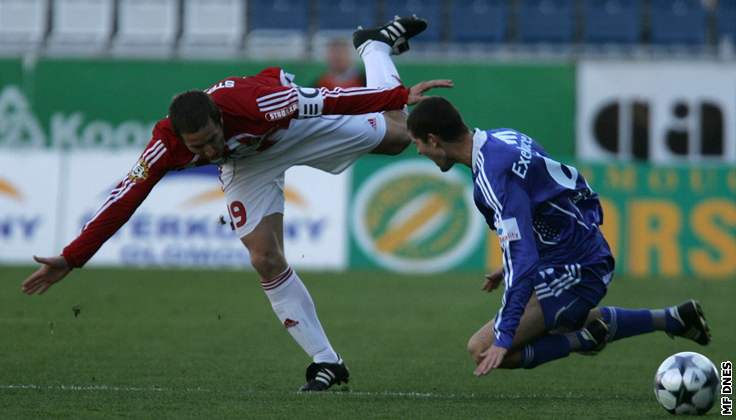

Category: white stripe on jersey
[256, 88, 293, 103]
[547, 201, 590, 230]
[85, 138, 165, 225]
[494, 292, 507, 341]
[322, 87, 389, 98]
[83, 180, 135, 231]
[259, 97, 298, 112]
[478, 152, 518, 345]
[473, 158, 495, 210]
[257, 90, 297, 108]
[83, 140, 167, 231]
[476, 154, 514, 290]
[140, 139, 164, 161]
[477, 155, 503, 215]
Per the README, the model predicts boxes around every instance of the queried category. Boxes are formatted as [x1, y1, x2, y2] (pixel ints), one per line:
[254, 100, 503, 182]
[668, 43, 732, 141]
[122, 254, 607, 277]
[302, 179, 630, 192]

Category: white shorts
[220, 113, 386, 238]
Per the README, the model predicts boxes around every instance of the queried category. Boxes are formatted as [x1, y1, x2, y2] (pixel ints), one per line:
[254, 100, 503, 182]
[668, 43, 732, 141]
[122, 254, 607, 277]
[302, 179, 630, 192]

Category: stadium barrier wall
[1, 58, 734, 278]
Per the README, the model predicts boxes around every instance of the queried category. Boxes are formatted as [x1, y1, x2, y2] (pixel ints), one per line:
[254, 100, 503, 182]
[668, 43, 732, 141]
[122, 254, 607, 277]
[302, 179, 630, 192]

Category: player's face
[411, 134, 454, 172]
[181, 118, 226, 163]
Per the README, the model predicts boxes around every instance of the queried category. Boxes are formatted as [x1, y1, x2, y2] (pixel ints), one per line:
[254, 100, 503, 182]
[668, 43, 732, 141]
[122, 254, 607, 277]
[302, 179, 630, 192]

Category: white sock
[359, 41, 401, 89]
[262, 266, 339, 364]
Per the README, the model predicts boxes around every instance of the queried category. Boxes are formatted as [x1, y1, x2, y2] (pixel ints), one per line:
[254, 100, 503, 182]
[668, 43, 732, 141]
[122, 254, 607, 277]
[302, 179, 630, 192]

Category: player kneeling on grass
[406, 97, 712, 375]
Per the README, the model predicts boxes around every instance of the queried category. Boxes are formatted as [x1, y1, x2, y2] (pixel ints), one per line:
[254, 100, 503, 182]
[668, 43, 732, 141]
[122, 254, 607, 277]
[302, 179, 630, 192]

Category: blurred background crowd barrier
[0, 0, 734, 59]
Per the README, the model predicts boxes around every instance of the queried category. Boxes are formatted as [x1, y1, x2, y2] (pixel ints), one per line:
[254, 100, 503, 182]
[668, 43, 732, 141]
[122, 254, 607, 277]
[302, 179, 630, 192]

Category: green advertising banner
[354, 158, 736, 278]
[0, 58, 575, 156]
[349, 155, 486, 272]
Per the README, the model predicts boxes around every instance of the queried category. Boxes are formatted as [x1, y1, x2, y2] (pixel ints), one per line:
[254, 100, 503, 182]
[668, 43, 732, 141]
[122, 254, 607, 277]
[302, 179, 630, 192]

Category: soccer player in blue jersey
[406, 97, 711, 376]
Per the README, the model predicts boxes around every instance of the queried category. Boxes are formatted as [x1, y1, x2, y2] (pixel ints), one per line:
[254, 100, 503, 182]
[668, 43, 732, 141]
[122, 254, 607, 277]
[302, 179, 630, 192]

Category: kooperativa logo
[351, 160, 483, 273]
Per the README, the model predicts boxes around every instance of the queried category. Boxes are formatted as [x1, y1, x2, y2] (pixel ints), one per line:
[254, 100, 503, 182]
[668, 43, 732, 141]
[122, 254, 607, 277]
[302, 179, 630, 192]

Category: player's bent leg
[515, 274, 609, 368]
[467, 292, 547, 365]
[370, 110, 410, 155]
[465, 292, 606, 369]
[242, 213, 288, 279]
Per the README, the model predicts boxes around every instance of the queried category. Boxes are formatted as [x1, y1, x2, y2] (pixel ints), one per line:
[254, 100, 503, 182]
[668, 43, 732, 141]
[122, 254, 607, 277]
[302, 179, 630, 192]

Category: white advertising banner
[577, 61, 736, 163]
[0, 152, 61, 262]
[60, 152, 347, 269]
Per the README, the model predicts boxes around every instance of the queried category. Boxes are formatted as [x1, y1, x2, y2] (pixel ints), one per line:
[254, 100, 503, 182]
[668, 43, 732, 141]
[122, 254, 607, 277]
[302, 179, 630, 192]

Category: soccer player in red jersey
[21, 16, 450, 391]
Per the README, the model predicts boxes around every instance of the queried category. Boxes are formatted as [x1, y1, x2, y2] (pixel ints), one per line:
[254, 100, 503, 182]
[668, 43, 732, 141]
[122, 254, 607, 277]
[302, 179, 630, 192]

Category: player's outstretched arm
[21, 255, 72, 295]
[407, 79, 453, 105]
[278, 79, 453, 118]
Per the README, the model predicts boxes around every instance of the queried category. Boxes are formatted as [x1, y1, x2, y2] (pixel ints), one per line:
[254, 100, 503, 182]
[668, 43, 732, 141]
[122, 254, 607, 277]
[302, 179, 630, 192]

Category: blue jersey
[471, 128, 613, 349]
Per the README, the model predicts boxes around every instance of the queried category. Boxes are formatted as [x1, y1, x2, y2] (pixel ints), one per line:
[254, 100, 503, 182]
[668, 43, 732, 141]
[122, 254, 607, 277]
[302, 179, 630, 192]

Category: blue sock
[600, 306, 683, 341]
[520, 335, 571, 369]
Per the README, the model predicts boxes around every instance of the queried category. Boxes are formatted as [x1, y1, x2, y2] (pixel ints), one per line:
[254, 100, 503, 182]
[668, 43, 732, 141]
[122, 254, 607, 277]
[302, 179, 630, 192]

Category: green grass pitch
[1, 266, 733, 419]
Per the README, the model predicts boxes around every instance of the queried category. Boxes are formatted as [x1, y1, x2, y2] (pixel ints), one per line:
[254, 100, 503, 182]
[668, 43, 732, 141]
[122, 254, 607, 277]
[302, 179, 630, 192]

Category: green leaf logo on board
[352, 160, 483, 273]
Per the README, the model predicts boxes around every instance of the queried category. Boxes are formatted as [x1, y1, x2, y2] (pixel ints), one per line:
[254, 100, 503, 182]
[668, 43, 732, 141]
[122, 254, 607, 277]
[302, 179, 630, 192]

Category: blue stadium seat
[383, 0, 443, 42]
[716, 0, 736, 43]
[583, 0, 641, 44]
[650, 0, 706, 45]
[450, 0, 508, 44]
[317, 0, 378, 30]
[518, 0, 575, 44]
[249, 0, 309, 31]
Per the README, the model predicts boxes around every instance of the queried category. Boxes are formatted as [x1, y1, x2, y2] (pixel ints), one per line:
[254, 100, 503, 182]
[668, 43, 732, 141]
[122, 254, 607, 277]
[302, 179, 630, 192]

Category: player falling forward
[406, 97, 711, 375]
[21, 17, 450, 391]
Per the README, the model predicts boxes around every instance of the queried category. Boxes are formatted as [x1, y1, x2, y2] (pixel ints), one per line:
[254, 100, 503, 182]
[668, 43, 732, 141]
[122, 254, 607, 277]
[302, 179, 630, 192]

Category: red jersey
[62, 67, 409, 267]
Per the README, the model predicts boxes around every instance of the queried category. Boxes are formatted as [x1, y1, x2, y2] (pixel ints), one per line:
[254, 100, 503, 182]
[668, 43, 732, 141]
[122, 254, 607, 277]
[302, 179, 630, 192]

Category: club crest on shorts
[128, 159, 150, 182]
[367, 117, 377, 130]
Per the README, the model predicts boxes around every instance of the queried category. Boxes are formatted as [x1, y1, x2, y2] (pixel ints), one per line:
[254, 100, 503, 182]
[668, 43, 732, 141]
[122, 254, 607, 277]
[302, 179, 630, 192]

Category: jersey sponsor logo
[511, 135, 534, 179]
[265, 102, 298, 121]
[497, 217, 522, 246]
[127, 159, 150, 182]
[351, 160, 485, 273]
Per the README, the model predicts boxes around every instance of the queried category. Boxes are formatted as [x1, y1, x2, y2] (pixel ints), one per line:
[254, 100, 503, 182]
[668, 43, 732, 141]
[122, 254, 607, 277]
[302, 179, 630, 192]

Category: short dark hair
[407, 97, 468, 143]
[168, 90, 221, 137]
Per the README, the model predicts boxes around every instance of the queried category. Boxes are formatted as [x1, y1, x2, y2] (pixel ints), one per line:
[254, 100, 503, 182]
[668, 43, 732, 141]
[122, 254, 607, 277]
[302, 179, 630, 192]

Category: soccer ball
[654, 352, 719, 415]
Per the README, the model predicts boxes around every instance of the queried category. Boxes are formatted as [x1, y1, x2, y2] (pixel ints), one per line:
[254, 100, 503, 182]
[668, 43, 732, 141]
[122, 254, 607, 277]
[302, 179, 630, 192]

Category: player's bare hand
[474, 345, 508, 376]
[21, 255, 72, 295]
[482, 268, 504, 292]
[407, 79, 454, 105]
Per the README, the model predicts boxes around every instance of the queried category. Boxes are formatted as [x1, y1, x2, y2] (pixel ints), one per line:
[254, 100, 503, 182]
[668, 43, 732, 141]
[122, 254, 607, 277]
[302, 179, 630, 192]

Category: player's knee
[249, 248, 287, 276]
[467, 336, 485, 364]
[586, 307, 603, 324]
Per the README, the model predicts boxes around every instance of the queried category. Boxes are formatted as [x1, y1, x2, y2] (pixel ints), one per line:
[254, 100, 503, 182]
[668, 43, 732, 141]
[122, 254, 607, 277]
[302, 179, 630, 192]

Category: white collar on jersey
[471, 128, 487, 173]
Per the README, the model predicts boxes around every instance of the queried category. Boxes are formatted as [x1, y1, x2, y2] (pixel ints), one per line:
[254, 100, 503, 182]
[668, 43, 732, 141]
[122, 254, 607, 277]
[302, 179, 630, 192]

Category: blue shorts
[534, 257, 614, 332]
